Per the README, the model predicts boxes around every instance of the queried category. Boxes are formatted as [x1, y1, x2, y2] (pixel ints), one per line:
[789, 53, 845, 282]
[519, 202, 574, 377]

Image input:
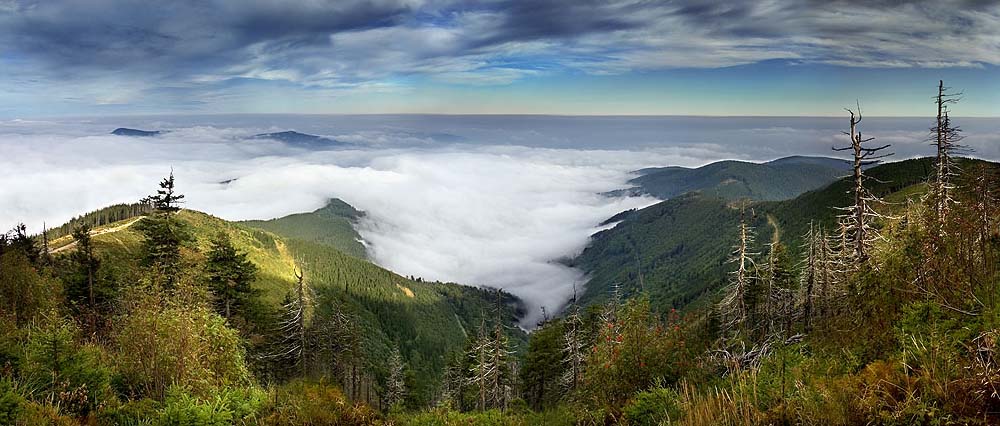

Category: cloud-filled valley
[3, 114, 1000, 323]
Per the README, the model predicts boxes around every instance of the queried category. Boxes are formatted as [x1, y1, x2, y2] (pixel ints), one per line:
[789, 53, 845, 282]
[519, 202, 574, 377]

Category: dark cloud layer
[1, 0, 998, 109]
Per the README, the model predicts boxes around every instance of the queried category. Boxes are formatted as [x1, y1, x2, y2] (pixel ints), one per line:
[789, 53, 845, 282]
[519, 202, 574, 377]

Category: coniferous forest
[1, 80, 998, 426]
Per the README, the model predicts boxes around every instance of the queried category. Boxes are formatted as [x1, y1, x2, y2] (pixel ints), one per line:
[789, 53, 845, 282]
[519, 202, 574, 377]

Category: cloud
[2, 0, 998, 112]
[3, 115, 1000, 325]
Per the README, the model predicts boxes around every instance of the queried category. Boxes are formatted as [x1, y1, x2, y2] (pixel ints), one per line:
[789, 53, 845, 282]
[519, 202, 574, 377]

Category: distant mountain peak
[249, 130, 348, 149]
[111, 128, 161, 137]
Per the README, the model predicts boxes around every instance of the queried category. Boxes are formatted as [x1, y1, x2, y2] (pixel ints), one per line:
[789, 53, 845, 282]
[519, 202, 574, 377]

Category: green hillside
[574, 157, 999, 314]
[240, 198, 367, 259]
[48, 207, 524, 406]
[626, 156, 850, 202]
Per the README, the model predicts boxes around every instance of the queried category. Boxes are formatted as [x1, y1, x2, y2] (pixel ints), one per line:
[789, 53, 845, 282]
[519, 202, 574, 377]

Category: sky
[1, 0, 999, 117]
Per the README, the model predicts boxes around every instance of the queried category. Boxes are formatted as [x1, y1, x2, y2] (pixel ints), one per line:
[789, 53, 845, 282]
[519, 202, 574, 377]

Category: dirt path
[50, 217, 144, 254]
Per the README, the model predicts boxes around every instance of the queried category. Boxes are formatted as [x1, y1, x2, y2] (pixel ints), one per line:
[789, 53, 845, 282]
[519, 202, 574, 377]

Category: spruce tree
[136, 171, 191, 288]
[69, 223, 100, 315]
[204, 232, 259, 323]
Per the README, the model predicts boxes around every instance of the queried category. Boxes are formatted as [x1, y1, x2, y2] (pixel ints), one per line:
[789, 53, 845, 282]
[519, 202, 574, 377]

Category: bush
[22, 314, 115, 417]
[582, 299, 690, 411]
[623, 387, 681, 426]
[0, 379, 25, 425]
[159, 387, 233, 426]
[114, 301, 252, 399]
[97, 398, 160, 426]
[260, 380, 380, 426]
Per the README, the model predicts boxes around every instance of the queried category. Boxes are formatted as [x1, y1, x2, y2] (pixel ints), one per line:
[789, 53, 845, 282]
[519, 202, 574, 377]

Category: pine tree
[136, 171, 191, 288]
[204, 232, 259, 323]
[7, 223, 40, 265]
[760, 242, 794, 340]
[141, 170, 185, 212]
[40, 222, 51, 266]
[69, 223, 100, 316]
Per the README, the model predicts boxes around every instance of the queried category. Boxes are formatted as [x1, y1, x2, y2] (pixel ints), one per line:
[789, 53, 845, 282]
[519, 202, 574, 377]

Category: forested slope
[240, 198, 367, 259]
[574, 157, 1000, 314]
[624, 156, 850, 202]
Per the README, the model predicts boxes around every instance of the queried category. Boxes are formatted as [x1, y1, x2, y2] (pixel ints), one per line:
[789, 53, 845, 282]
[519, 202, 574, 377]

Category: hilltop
[239, 198, 367, 259]
[621, 155, 850, 202]
[249, 131, 349, 150]
[110, 128, 162, 137]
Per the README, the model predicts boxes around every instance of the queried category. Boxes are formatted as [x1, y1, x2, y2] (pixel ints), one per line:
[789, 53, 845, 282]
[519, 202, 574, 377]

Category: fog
[3, 115, 999, 324]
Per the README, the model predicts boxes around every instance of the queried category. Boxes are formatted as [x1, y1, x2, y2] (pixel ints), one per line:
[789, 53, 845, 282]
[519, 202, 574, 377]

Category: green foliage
[45, 203, 151, 242]
[240, 198, 367, 259]
[623, 386, 681, 426]
[113, 300, 252, 399]
[203, 232, 260, 324]
[158, 385, 265, 426]
[97, 398, 161, 426]
[134, 213, 193, 289]
[629, 158, 848, 202]
[575, 158, 1000, 319]
[259, 380, 380, 426]
[64, 223, 104, 318]
[0, 250, 59, 326]
[520, 319, 566, 410]
[0, 379, 25, 425]
[581, 298, 689, 412]
[22, 314, 114, 417]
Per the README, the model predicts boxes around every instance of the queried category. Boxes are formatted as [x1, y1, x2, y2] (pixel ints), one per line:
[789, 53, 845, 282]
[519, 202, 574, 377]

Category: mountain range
[618, 155, 852, 201]
[572, 157, 998, 313]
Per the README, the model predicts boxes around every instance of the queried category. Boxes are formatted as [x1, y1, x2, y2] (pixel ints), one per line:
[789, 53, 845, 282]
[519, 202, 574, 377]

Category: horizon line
[7, 112, 1000, 120]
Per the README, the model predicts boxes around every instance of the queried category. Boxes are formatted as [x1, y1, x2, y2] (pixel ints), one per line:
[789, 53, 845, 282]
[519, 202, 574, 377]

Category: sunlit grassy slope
[54, 207, 524, 405]
[239, 198, 367, 259]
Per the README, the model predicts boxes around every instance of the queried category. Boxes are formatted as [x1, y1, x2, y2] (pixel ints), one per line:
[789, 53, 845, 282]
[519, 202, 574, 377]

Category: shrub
[260, 380, 380, 426]
[0, 379, 25, 425]
[159, 387, 233, 426]
[113, 301, 252, 399]
[21, 314, 115, 417]
[582, 299, 689, 411]
[624, 387, 681, 426]
[97, 398, 160, 426]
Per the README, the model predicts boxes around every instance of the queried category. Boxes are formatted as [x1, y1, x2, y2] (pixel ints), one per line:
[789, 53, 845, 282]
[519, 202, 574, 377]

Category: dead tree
[719, 204, 759, 335]
[467, 290, 515, 411]
[833, 103, 892, 263]
[561, 284, 586, 393]
[799, 222, 818, 331]
[384, 346, 407, 408]
[275, 266, 313, 378]
[929, 80, 966, 236]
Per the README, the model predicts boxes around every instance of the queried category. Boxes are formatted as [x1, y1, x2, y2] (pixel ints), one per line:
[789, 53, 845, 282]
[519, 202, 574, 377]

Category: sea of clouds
[3, 115, 999, 324]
